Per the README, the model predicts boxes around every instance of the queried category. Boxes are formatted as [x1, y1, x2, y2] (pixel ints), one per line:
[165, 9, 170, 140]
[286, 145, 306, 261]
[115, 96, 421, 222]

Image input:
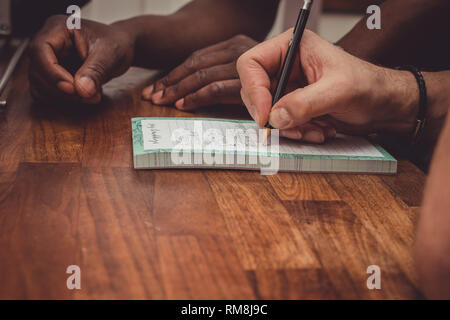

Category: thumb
[240, 85, 273, 127]
[74, 48, 114, 100]
[269, 79, 336, 129]
[237, 55, 273, 127]
[237, 30, 293, 127]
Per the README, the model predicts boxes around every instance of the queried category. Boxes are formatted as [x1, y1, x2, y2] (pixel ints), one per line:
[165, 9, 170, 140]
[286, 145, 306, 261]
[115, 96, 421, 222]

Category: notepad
[132, 117, 397, 174]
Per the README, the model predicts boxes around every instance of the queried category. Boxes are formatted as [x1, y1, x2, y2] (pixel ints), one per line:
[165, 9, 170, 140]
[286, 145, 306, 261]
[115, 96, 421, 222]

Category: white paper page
[141, 119, 384, 158]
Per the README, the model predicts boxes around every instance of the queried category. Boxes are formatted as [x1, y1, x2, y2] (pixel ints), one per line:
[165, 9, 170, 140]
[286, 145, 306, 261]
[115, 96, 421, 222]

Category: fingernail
[175, 98, 185, 110]
[269, 108, 291, 128]
[142, 85, 154, 100]
[152, 90, 164, 103]
[280, 129, 303, 140]
[303, 130, 325, 144]
[57, 81, 75, 95]
[77, 76, 96, 98]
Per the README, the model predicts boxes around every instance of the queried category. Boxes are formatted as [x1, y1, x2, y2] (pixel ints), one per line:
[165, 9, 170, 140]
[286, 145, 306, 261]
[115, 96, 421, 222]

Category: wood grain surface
[0, 53, 425, 299]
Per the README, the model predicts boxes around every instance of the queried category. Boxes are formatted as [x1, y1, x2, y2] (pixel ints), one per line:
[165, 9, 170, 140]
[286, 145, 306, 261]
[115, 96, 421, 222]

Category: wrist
[111, 15, 163, 66]
[112, 15, 182, 68]
[373, 67, 419, 136]
[422, 72, 448, 121]
[111, 17, 141, 58]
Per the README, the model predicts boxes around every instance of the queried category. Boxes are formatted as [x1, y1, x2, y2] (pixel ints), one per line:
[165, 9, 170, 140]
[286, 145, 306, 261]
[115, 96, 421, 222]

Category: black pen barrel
[265, 0, 313, 129]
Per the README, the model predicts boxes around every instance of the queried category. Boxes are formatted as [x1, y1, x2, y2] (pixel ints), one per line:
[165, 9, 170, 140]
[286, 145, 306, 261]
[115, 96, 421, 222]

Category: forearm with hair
[378, 69, 450, 167]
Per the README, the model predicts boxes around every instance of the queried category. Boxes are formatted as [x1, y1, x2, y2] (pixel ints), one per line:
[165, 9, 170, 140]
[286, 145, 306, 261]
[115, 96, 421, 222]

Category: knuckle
[166, 85, 178, 96]
[85, 62, 107, 83]
[233, 34, 249, 42]
[210, 82, 224, 97]
[191, 50, 202, 58]
[230, 35, 256, 54]
[160, 77, 170, 87]
[184, 55, 198, 71]
[239, 44, 254, 53]
[229, 46, 240, 56]
[195, 69, 208, 83]
[231, 46, 248, 57]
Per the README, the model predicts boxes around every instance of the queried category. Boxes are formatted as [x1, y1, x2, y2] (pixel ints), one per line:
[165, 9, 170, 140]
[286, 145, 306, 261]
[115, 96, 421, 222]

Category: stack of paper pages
[132, 117, 397, 174]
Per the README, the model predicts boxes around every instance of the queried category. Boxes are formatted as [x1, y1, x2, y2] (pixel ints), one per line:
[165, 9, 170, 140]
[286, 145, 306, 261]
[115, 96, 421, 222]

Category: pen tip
[262, 128, 271, 145]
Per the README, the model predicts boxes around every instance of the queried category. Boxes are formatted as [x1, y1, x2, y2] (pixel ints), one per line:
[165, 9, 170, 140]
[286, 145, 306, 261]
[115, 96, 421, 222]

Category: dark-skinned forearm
[113, 0, 279, 69]
[338, 0, 450, 69]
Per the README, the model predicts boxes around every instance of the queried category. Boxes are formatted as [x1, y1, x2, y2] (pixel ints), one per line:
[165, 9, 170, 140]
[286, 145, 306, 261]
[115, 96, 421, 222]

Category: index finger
[236, 29, 293, 127]
[151, 47, 241, 95]
[29, 39, 75, 95]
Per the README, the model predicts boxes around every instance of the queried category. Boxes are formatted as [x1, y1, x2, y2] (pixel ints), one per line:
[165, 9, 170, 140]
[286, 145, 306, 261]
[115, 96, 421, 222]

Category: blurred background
[0, 0, 384, 101]
[82, 0, 383, 43]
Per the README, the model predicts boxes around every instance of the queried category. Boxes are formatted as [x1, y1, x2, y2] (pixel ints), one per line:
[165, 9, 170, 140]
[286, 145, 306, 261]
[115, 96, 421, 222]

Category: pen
[263, 0, 314, 144]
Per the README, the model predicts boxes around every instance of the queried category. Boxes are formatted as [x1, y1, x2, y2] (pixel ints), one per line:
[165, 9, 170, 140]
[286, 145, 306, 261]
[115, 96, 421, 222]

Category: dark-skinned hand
[142, 35, 258, 110]
[28, 15, 134, 104]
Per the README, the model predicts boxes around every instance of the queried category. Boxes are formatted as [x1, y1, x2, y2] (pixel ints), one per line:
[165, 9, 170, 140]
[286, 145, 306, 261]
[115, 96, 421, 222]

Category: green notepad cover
[132, 117, 396, 162]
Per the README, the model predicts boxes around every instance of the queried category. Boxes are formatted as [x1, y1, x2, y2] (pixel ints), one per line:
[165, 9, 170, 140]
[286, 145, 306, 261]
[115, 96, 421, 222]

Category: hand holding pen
[237, 3, 421, 143]
[262, 0, 314, 143]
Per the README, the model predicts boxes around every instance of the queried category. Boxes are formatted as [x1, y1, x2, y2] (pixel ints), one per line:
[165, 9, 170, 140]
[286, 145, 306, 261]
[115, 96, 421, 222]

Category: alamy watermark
[66, 5, 81, 30]
[66, 265, 81, 290]
[366, 265, 381, 290]
[159, 121, 280, 175]
[367, 5, 381, 30]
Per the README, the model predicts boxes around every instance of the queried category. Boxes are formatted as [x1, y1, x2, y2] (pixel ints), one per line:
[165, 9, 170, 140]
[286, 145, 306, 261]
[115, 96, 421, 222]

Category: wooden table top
[0, 55, 426, 299]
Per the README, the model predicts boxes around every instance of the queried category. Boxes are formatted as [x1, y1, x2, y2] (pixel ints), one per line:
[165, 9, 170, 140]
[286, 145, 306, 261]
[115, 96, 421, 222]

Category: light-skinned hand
[237, 29, 418, 143]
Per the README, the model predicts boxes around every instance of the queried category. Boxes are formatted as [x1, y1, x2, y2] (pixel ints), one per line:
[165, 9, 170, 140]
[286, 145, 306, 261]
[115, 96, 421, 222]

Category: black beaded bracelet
[396, 65, 428, 145]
